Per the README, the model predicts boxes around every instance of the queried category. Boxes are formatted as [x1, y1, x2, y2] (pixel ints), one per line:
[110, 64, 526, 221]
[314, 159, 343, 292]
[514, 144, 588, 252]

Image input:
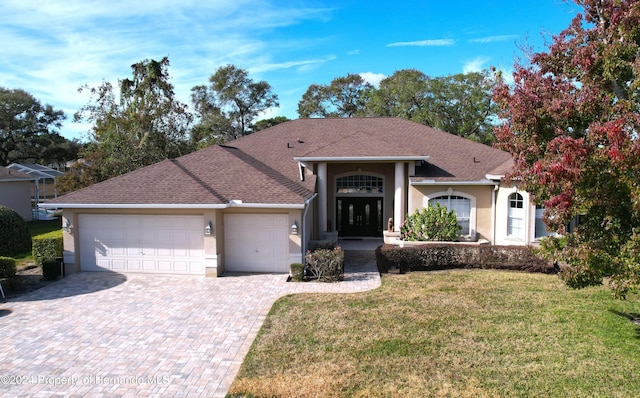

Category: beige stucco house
[42, 118, 550, 277]
[0, 167, 37, 220]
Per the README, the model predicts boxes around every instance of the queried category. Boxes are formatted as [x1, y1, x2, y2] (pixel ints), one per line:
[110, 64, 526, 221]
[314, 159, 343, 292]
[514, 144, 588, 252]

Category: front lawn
[228, 270, 640, 398]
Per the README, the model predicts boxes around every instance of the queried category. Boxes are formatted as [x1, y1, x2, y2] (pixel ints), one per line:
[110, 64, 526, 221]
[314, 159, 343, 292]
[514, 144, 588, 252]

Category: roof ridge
[221, 146, 313, 199]
[170, 158, 229, 203]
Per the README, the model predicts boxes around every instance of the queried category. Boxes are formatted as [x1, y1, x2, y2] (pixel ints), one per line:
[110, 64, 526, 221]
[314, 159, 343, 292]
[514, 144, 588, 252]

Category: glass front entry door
[337, 197, 382, 237]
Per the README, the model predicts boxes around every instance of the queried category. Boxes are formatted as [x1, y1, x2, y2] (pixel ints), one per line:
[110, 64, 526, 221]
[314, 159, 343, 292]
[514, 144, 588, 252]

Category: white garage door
[79, 214, 205, 275]
[224, 214, 290, 273]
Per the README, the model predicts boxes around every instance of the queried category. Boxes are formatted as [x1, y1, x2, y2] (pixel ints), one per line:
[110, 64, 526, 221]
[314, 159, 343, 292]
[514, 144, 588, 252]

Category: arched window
[508, 193, 525, 240]
[428, 195, 471, 235]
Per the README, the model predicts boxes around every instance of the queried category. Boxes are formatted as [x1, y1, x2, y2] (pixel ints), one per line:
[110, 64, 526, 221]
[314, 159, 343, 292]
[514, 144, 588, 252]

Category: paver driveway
[0, 251, 380, 397]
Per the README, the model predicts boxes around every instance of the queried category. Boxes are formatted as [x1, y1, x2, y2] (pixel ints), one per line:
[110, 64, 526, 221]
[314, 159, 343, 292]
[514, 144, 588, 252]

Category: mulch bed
[1, 264, 58, 301]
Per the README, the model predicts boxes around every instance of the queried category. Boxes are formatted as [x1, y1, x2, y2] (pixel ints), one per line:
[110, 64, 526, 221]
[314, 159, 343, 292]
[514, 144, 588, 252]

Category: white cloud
[359, 72, 386, 87]
[463, 56, 491, 73]
[249, 56, 337, 74]
[0, 0, 335, 140]
[469, 35, 519, 44]
[387, 39, 455, 47]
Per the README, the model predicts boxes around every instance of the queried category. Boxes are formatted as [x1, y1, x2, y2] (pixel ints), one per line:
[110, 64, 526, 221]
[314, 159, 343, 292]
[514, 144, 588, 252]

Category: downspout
[301, 193, 318, 258]
[491, 184, 499, 244]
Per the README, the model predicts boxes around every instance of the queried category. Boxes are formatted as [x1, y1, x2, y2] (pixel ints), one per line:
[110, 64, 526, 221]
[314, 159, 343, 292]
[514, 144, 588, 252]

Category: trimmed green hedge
[289, 263, 305, 282]
[0, 206, 32, 257]
[375, 244, 554, 274]
[0, 257, 17, 278]
[32, 236, 63, 266]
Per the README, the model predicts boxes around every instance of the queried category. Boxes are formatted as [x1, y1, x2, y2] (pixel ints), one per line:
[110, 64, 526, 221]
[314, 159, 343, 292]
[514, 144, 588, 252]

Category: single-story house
[42, 117, 550, 277]
[0, 167, 37, 220]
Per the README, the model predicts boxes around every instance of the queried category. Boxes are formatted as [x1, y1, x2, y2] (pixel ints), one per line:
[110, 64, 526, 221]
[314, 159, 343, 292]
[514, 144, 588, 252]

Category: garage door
[79, 214, 205, 275]
[224, 214, 290, 273]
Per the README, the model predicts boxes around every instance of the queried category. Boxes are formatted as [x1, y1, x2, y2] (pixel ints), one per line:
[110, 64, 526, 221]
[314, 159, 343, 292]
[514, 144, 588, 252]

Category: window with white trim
[508, 193, 525, 240]
[336, 175, 383, 194]
[428, 195, 471, 235]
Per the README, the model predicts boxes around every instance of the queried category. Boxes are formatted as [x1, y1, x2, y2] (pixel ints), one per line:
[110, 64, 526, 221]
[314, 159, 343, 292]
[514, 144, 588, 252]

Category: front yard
[229, 270, 640, 398]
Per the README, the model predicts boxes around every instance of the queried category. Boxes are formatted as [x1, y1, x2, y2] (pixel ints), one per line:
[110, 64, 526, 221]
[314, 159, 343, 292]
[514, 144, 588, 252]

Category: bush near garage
[32, 235, 63, 266]
[0, 205, 32, 257]
[375, 244, 555, 274]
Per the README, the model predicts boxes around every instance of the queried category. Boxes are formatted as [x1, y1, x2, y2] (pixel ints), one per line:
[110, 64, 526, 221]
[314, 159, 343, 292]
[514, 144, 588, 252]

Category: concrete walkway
[0, 251, 380, 397]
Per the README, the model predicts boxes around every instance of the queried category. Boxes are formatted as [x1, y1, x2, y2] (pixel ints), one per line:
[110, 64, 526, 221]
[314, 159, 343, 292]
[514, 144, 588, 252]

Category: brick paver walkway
[0, 250, 380, 397]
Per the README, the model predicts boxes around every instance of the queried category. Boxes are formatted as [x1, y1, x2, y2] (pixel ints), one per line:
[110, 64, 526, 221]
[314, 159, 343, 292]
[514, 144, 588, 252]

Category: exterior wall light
[62, 220, 72, 233]
[205, 221, 213, 236]
[291, 220, 298, 235]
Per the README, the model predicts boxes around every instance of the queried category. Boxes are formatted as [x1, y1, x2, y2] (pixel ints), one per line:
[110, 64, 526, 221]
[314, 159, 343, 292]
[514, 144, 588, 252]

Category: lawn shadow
[609, 309, 640, 338]
[5, 272, 127, 302]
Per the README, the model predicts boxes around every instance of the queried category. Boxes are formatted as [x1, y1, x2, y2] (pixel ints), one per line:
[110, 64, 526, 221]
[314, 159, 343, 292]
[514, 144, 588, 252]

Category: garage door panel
[80, 214, 205, 275]
[224, 214, 290, 273]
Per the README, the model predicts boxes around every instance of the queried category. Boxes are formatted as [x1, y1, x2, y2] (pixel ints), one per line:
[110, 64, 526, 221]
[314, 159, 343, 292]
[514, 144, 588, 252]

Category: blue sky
[1, 0, 581, 141]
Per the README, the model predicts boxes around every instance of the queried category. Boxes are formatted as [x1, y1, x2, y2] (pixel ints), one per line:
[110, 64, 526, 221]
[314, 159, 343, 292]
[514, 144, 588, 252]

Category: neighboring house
[0, 167, 37, 221]
[7, 163, 65, 203]
[42, 118, 550, 277]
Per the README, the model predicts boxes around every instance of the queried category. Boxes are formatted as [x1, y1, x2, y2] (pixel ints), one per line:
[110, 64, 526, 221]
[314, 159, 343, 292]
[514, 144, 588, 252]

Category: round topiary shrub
[400, 203, 461, 241]
[0, 205, 32, 257]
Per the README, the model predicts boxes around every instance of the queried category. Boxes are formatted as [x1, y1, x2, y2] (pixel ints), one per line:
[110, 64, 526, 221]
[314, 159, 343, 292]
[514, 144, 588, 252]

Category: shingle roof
[48, 117, 513, 206]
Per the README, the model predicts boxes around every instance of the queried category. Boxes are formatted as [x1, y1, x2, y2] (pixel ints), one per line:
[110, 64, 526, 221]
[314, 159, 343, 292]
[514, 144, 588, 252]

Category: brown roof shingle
[49, 117, 513, 206]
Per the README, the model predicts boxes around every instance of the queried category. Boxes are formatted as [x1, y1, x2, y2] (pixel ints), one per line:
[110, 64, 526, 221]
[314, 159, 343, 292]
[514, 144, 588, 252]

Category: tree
[191, 65, 278, 142]
[0, 87, 66, 166]
[252, 116, 290, 132]
[368, 70, 497, 144]
[492, 0, 640, 297]
[70, 57, 192, 188]
[366, 69, 431, 122]
[297, 74, 373, 118]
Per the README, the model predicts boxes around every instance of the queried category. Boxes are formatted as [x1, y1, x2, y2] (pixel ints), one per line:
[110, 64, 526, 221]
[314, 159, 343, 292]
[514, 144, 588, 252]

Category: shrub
[42, 259, 61, 281]
[290, 263, 305, 282]
[0, 257, 17, 278]
[32, 236, 63, 266]
[0, 205, 32, 257]
[305, 247, 344, 282]
[401, 203, 461, 241]
[375, 244, 554, 274]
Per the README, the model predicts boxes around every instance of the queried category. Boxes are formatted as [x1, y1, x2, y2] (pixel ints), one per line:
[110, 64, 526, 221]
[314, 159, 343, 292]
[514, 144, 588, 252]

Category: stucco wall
[408, 184, 495, 241]
[0, 181, 33, 220]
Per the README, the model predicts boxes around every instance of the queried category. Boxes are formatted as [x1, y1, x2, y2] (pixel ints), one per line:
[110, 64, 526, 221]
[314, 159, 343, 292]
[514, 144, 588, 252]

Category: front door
[337, 197, 382, 237]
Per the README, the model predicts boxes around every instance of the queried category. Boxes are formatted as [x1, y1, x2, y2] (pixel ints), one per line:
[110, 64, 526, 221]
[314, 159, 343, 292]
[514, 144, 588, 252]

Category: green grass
[228, 270, 640, 398]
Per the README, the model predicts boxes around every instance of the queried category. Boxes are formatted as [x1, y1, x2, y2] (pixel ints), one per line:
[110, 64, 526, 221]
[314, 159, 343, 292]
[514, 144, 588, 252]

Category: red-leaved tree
[493, 0, 640, 297]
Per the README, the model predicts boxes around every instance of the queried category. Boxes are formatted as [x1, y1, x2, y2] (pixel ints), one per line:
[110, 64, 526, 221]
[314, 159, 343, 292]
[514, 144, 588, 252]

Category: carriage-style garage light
[205, 221, 213, 236]
[62, 220, 72, 233]
[291, 220, 298, 235]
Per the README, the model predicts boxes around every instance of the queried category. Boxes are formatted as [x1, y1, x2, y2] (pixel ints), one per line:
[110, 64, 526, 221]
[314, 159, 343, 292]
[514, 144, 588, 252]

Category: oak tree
[0, 87, 66, 166]
[297, 74, 373, 118]
[191, 65, 278, 143]
[68, 57, 192, 190]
